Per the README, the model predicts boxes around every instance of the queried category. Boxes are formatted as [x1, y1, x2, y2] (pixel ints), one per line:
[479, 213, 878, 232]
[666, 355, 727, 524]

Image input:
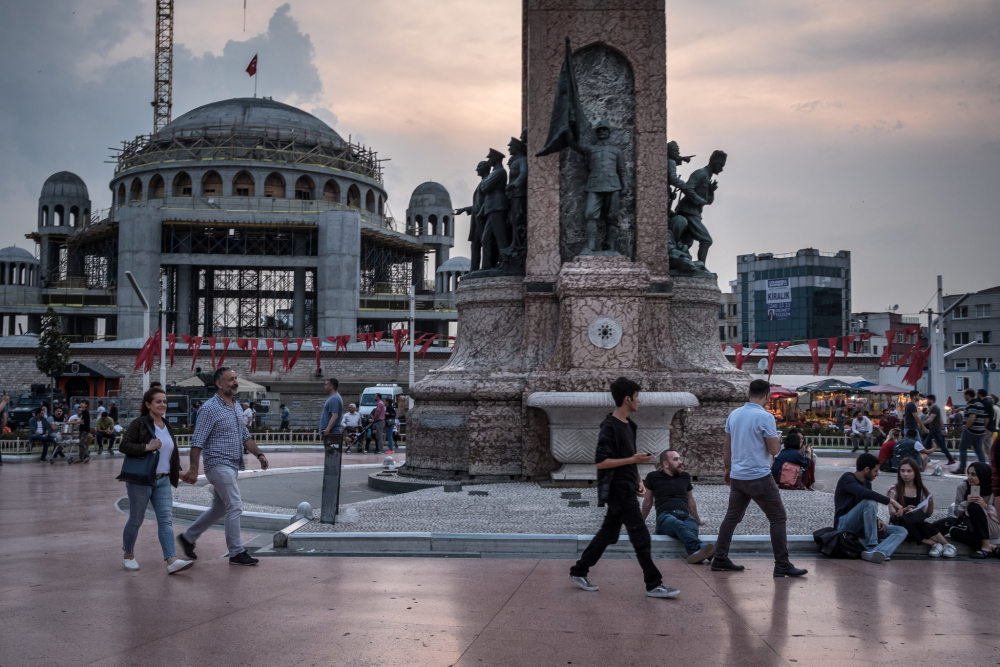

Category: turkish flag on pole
[246, 54, 257, 76]
[766, 342, 778, 380]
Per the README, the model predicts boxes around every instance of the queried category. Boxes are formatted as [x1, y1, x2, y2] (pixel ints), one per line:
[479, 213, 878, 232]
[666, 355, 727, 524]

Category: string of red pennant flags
[136, 332, 455, 375]
[722, 330, 937, 381]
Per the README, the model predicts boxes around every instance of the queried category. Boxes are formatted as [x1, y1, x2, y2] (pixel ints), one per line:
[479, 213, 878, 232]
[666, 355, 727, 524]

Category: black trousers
[570, 495, 662, 591]
[947, 503, 992, 548]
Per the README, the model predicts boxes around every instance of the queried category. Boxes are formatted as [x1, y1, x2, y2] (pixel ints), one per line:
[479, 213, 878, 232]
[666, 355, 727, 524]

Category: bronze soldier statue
[671, 150, 726, 271]
[479, 148, 510, 270]
[666, 141, 703, 274]
[569, 120, 626, 255]
[501, 130, 528, 270]
[455, 160, 490, 272]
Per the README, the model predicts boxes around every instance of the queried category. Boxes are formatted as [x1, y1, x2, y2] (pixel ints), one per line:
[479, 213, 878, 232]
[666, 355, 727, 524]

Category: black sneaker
[229, 550, 259, 566]
[710, 557, 745, 572]
[177, 533, 198, 560]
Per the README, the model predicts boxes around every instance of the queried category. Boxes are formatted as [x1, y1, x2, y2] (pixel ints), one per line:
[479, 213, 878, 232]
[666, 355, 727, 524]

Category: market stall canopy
[770, 385, 799, 398]
[797, 378, 870, 393]
[174, 375, 268, 395]
[852, 381, 876, 387]
[865, 384, 910, 394]
[752, 374, 867, 390]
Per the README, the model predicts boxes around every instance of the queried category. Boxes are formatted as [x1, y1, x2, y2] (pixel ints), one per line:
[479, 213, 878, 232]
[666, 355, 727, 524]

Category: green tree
[36, 307, 70, 411]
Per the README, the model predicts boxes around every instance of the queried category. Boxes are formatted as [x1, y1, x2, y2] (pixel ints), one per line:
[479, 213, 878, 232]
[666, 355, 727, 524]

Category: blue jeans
[923, 427, 952, 463]
[836, 499, 907, 557]
[655, 510, 703, 555]
[123, 476, 175, 560]
[386, 424, 394, 450]
[958, 430, 986, 472]
[30, 434, 57, 459]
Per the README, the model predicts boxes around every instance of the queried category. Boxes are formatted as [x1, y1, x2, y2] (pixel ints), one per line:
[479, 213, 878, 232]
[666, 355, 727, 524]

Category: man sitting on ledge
[642, 450, 715, 564]
[834, 453, 906, 563]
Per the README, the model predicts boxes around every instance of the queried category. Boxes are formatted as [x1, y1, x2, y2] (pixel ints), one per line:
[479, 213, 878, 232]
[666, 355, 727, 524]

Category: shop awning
[770, 385, 799, 398]
[797, 378, 870, 393]
[865, 384, 910, 394]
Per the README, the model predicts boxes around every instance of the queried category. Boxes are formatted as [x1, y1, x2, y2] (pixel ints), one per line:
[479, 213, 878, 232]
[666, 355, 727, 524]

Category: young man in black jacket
[569, 377, 679, 599]
[833, 453, 906, 563]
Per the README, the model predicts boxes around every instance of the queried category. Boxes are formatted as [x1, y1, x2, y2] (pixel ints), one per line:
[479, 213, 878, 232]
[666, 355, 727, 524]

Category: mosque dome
[155, 97, 345, 146]
[0, 246, 39, 263]
[408, 182, 452, 210]
[41, 172, 89, 200]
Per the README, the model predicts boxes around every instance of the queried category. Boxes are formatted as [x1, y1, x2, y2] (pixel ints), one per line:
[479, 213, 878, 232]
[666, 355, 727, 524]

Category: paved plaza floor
[2, 454, 999, 666]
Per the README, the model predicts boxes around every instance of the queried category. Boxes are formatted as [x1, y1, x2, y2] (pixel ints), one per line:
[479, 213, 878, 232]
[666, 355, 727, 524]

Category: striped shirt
[191, 394, 251, 472]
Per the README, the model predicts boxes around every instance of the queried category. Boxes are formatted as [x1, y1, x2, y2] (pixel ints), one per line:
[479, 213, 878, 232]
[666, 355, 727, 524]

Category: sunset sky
[1, 0, 997, 315]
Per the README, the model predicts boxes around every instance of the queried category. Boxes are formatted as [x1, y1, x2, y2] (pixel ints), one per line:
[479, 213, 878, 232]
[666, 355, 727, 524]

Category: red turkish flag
[826, 337, 838, 375]
[766, 342, 778, 380]
[842, 335, 856, 358]
[807, 339, 820, 375]
[246, 54, 257, 76]
[311, 337, 322, 372]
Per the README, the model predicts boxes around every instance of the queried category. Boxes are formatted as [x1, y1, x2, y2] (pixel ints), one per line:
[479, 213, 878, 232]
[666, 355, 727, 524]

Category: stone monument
[403, 0, 749, 483]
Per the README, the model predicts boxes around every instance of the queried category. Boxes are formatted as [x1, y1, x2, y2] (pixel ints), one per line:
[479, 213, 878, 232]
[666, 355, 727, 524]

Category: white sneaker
[123, 558, 139, 571]
[646, 584, 680, 599]
[166, 559, 194, 575]
[861, 550, 885, 564]
[942, 544, 958, 558]
[928, 543, 943, 557]
[568, 575, 598, 591]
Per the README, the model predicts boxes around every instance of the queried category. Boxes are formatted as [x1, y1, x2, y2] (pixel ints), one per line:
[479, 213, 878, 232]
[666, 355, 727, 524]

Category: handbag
[115, 417, 161, 486]
[901, 507, 928, 525]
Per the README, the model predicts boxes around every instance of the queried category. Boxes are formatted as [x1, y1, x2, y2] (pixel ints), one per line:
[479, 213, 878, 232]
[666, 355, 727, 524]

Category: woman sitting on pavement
[887, 458, 955, 557]
[770, 430, 813, 490]
[878, 428, 900, 469]
[934, 462, 999, 559]
[119, 387, 194, 574]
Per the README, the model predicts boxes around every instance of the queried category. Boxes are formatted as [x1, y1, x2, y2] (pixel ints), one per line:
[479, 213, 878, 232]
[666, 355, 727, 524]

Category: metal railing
[1, 430, 326, 455]
[802, 435, 961, 450]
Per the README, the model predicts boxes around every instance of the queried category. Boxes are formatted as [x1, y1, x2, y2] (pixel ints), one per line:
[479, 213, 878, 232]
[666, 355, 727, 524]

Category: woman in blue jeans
[119, 387, 194, 575]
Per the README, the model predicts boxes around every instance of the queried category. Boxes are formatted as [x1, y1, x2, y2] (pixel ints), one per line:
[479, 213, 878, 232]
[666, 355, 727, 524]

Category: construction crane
[152, 0, 174, 132]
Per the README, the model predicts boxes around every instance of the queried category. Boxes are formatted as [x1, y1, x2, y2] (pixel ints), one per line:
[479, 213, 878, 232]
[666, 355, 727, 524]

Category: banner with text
[765, 279, 792, 322]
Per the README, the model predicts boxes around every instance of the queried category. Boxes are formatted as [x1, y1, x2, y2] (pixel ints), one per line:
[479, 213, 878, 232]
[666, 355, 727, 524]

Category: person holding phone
[569, 377, 679, 599]
[119, 387, 193, 574]
[887, 458, 955, 557]
[937, 462, 998, 558]
[712, 379, 807, 577]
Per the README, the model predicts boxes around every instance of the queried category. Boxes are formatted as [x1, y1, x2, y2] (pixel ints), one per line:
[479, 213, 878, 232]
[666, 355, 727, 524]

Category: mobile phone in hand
[970, 485, 980, 498]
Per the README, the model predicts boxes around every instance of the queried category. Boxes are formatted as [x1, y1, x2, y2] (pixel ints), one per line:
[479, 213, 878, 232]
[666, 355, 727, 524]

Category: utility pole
[160, 274, 168, 389]
[408, 284, 415, 392]
[152, 0, 174, 132]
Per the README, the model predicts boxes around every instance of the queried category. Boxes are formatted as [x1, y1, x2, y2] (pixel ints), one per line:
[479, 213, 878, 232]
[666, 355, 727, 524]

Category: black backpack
[813, 527, 864, 559]
[892, 438, 920, 469]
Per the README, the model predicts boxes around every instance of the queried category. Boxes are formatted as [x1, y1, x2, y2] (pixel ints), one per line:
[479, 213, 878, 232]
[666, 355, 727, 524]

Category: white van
[358, 384, 404, 418]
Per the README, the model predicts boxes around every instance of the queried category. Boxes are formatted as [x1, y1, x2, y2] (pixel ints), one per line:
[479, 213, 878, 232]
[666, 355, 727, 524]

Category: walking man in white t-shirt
[712, 379, 807, 578]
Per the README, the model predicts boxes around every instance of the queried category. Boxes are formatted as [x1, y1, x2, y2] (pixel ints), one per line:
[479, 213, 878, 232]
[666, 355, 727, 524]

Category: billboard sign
[766, 279, 791, 321]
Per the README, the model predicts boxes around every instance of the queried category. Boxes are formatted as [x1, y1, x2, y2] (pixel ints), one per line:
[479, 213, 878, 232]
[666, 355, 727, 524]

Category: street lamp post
[124, 271, 150, 393]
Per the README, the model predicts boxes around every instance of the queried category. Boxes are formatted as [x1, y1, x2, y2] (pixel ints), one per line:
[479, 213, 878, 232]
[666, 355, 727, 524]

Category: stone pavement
[3, 454, 1000, 666]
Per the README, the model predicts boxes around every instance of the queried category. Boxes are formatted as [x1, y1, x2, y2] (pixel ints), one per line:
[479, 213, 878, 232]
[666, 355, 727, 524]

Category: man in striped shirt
[178, 367, 269, 566]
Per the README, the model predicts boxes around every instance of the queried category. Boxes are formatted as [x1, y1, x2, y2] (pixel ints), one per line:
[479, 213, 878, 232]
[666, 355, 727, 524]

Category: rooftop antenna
[152, 0, 174, 132]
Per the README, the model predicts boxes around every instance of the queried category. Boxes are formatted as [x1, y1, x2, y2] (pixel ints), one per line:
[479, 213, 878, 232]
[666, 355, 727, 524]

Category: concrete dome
[408, 182, 452, 210]
[41, 172, 89, 199]
[0, 246, 39, 263]
[436, 256, 470, 273]
[156, 97, 345, 146]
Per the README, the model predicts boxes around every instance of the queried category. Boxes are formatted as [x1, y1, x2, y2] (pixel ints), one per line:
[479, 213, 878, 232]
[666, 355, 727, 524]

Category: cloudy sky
[1, 0, 997, 315]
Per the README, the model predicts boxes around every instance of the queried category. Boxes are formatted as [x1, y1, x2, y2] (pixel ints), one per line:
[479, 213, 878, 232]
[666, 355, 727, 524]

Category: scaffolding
[359, 239, 416, 296]
[192, 267, 316, 338]
[162, 222, 318, 256]
[152, 0, 174, 132]
[112, 126, 383, 184]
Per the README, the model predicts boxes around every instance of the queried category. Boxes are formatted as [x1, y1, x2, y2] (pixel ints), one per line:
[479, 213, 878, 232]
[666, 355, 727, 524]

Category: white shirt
[153, 422, 174, 476]
[851, 417, 873, 434]
[343, 412, 362, 428]
[96, 406, 106, 415]
[243, 408, 254, 427]
[36, 420, 43, 434]
[725, 402, 779, 481]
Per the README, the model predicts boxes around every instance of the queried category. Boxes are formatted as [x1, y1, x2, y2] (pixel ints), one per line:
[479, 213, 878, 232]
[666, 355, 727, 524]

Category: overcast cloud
[0, 0, 996, 315]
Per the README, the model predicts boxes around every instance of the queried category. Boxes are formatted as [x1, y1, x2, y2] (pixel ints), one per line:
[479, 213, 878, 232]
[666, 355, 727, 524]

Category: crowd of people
[25, 398, 123, 464]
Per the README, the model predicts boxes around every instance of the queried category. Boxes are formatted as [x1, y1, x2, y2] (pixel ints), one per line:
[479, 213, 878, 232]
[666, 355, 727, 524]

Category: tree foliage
[36, 307, 70, 379]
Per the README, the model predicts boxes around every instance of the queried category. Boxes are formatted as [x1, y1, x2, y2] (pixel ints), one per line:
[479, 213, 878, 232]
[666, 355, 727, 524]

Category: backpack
[813, 527, 864, 559]
[892, 438, 920, 469]
[778, 462, 807, 490]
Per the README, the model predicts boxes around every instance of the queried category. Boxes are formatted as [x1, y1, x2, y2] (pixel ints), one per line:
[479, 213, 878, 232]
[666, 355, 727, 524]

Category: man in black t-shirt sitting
[642, 450, 715, 564]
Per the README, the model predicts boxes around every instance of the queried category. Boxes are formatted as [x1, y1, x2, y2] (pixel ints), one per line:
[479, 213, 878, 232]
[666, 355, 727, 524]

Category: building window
[975, 331, 992, 344]
[233, 171, 255, 197]
[719, 326, 726, 342]
[173, 172, 193, 196]
[730, 304, 738, 316]
[953, 332, 970, 345]
[264, 173, 285, 198]
[729, 326, 738, 338]
[718, 305, 726, 319]
[202, 171, 223, 196]
[977, 358, 994, 370]
[956, 376, 970, 391]
[129, 178, 143, 201]
[148, 174, 165, 199]
[954, 360, 968, 370]
[347, 185, 361, 208]
[872, 345, 878, 355]
[294, 175, 314, 200]
[323, 180, 340, 203]
[953, 306, 968, 319]
[976, 304, 991, 318]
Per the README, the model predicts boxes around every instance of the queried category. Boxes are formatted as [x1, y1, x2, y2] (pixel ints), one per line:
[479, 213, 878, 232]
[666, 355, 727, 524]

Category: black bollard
[320, 432, 344, 523]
